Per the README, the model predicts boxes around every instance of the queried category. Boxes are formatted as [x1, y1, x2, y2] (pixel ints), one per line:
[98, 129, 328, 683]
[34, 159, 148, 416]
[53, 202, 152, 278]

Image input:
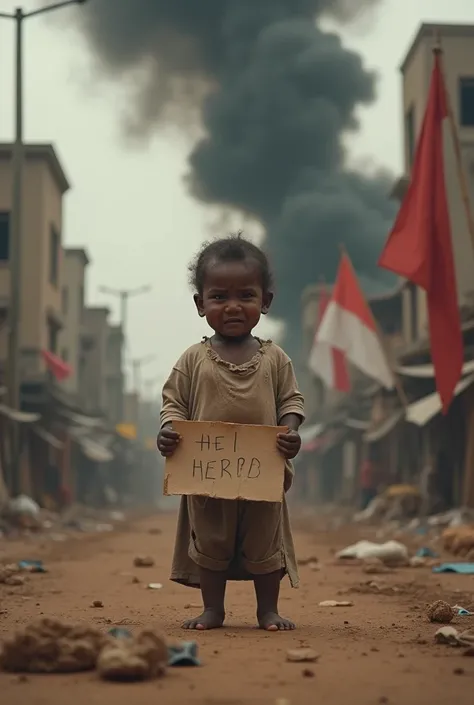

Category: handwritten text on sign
[163, 420, 287, 503]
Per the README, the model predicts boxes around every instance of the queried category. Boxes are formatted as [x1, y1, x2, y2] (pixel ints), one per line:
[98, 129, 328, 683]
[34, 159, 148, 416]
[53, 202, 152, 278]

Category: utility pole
[99, 285, 151, 422]
[131, 356, 156, 395]
[99, 285, 152, 342]
[0, 0, 88, 496]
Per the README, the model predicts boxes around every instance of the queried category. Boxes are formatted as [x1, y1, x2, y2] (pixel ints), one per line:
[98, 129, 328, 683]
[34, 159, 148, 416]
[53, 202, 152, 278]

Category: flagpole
[434, 36, 474, 254]
[338, 244, 408, 408]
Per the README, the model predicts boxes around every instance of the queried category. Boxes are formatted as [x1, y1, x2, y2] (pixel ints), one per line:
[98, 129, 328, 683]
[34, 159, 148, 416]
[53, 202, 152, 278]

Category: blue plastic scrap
[432, 563, 474, 575]
[168, 641, 200, 667]
[18, 560, 46, 573]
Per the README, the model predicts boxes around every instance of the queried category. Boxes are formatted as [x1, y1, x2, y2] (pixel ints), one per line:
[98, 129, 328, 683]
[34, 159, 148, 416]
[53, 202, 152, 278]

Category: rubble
[427, 600, 454, 624]
[133, 555, 155, 568]
[0, 617, 169, 683]
[286, 648, 319, 663]
[0, 618, 108, 673]
[97, 630, 167, 682]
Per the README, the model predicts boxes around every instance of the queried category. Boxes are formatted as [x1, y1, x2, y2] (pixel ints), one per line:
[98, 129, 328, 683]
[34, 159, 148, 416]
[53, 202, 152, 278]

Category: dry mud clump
[0, 618, 108, 673]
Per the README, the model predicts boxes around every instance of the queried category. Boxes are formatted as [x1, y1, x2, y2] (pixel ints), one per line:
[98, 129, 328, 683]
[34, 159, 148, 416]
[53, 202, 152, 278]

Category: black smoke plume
[75, 0, 396, 355]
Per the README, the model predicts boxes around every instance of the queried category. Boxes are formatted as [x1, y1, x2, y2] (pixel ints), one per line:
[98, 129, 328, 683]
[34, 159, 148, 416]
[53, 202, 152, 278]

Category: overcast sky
[0, 0, 473, 397]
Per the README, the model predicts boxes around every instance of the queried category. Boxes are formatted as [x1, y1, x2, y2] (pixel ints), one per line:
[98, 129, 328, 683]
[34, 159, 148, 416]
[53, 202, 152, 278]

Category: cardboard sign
[163, 420, 287, 503]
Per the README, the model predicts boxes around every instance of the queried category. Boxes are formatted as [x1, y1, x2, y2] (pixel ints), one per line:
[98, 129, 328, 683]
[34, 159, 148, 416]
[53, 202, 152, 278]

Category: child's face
[194, 258, 273, 338]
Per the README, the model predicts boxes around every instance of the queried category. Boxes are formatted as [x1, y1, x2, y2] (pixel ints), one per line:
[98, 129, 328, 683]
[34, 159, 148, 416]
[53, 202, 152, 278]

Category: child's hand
[157, 425, 181, 457]
[277, 429, 301, 460]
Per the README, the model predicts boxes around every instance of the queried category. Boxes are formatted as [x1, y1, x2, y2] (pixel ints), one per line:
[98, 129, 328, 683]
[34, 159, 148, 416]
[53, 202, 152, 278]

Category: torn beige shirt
[160, 338, 305, 588]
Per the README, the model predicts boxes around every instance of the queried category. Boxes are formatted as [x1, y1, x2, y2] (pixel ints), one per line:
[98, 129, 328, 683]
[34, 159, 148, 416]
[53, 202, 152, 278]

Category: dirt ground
[1, 510, 473, 705]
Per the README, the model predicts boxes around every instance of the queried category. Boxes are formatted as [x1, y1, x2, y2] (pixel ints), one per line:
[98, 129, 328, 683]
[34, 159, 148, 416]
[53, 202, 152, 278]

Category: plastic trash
[18, 560, 46, 573]
[433, 563, 474, 575]
[168, 641, 200, 667]
[8, 495, 40, 517]
[108, 627, 132, 639]
[336, 540, 408, 563]
[415, 547, 438, 558]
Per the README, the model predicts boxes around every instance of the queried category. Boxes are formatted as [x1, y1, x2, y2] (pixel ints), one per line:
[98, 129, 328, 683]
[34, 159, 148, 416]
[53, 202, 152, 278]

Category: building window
[405, 105, 416, 168]
[48, 321, 58, 355]
[79, 284, 84, 320]
[62, 286, 68, 314]
[460, 77, 474, 127]
[49, 225, 60, 287]
[0, 212, 10, 261]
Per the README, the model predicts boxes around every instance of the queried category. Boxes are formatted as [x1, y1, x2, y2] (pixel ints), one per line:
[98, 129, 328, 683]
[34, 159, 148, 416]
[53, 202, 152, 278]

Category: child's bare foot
[258, 611, 295, 631]
[182, 608, 225, 630]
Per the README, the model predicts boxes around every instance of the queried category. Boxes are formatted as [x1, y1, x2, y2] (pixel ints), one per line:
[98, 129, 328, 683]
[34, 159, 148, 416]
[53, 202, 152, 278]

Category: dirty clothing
[160, 338, 305, 589]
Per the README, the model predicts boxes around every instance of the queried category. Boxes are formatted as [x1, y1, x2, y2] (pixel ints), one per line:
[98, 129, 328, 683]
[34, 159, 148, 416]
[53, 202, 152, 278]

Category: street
[0, 511, 473, 704]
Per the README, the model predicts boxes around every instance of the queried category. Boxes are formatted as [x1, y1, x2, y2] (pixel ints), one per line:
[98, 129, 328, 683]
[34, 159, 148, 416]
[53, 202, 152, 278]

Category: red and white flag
[315, 253, 394, 390]
[378, 50, 463, 412]
[309, 284, 351, 392]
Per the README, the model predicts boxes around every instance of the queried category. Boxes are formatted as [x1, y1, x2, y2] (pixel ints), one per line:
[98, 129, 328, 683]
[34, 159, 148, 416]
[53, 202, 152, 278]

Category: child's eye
[211, 294, 225, 300]
[241, 292, 256, 299]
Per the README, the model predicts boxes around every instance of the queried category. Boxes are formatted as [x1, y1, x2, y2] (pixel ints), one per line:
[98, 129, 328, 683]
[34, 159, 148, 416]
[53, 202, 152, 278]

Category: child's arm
[276, 358, 305, 461]
[158, 360, 191, 457]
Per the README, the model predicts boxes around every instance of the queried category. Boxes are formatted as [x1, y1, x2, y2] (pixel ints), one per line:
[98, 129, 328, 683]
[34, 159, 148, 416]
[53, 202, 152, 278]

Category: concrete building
[0, 143, 69, 384]
[399, 23, 474, 340]
[59, 248, 90, 397]
[105, 324, 124, 425]
[81, 306, 110, 415]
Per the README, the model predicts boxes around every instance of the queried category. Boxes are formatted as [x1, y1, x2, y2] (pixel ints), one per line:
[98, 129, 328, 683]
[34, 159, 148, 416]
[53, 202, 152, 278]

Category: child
[157, 234, 305, 631]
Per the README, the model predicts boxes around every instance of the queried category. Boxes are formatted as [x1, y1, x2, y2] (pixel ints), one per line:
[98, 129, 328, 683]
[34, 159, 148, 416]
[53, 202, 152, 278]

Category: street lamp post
[99, 285, 152, 342]
[0, 0, 87, 495]
[131, 355, 156, 395]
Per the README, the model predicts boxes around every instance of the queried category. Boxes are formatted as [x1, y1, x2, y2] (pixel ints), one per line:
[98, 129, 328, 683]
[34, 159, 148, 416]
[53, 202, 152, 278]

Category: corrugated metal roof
[406, 375, 474, 426]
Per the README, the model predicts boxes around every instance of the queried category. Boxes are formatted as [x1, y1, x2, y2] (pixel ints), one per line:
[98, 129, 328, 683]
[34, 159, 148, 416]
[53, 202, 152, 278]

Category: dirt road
[1, 511, 473, 704]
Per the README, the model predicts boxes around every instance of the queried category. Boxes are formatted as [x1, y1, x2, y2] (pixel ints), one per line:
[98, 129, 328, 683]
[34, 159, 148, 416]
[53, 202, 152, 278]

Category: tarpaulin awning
[345, 418, 371, 431]
[60, 408, 104, 428]
[406, 374, 474, 426]
[33, 426, 64, 450]
[80, 437, 114, 463]
[398, 359, 474, 378]
[42, 349, 72, 381]
[364, 409, 404, 443]
[0, 404, 40, 423]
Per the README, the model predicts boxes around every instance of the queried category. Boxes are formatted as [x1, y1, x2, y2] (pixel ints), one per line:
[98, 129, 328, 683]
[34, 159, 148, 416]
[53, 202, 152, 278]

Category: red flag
[310, 284, 351, 393]
[42, 349, 72, 382]
[315, 254, 394, 390]
[378, 51, 463, 412]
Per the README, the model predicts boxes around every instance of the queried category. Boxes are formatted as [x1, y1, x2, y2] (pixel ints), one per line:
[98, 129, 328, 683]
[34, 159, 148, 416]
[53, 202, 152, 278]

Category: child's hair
[189, 232, 274, 294]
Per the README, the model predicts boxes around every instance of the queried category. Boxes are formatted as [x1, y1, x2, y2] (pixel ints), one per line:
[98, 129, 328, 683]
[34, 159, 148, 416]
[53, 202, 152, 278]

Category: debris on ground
[319, 600, 353, 608]
[434, 626, 474, 648]
[0, 564, 23, 585]
[362, 558, 393, 575]
[286, 648, 319, 663]
[147, 583, 163, 590]
[97, 630, 167, 682]
[427, 600, 455, 623]
[133, 555, 155, 568]
[433, 563, 474, 575]
[91, 601, 104, 609]
[336, 540, 408, 566]
[0, 618, 169, 683]
[297, 556, 318, 566]
[168, 641, 200, 667]
[0, 618, 108, 673]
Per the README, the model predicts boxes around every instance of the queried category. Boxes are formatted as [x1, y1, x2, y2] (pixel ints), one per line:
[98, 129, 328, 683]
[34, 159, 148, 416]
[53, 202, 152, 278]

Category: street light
[99, 285, 152, 340]
[0, 0, 88, 494]
[130, 355, 156, 394]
